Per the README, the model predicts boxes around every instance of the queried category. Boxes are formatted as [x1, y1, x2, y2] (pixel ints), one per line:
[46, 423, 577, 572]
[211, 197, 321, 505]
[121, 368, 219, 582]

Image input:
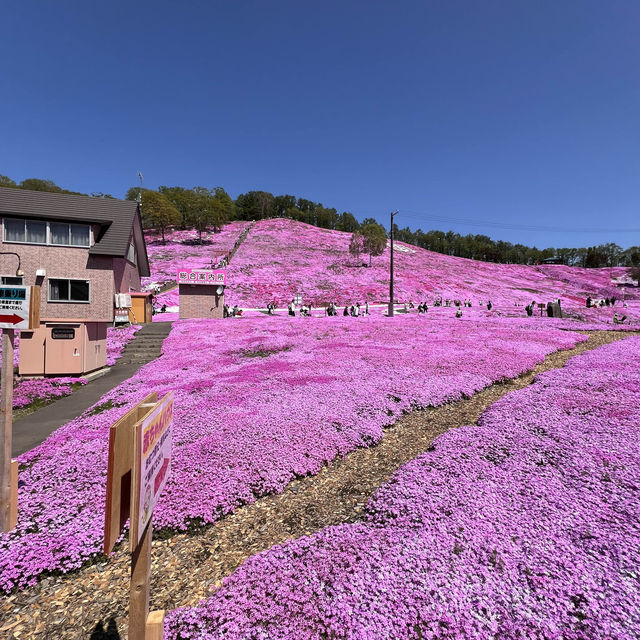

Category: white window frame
[47, 278, 91, 304]
[2, 218, 92, 248]
[0, 275, 25, 286]
[127, 241, 137, 265]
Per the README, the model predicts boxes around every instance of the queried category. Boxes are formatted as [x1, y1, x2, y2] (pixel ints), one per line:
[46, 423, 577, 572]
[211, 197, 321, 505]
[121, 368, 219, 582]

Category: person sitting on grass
[613, 313, 627, 324]
[455, 308, 463, 318]
[487, 300, 493, 311]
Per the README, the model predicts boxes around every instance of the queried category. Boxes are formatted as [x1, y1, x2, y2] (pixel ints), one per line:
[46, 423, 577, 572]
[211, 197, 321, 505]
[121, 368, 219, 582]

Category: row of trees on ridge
[1, 174, 638, 270]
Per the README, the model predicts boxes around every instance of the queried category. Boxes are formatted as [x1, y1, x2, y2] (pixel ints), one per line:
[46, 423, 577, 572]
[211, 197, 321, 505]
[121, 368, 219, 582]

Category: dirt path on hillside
[1, 330, 636, 640]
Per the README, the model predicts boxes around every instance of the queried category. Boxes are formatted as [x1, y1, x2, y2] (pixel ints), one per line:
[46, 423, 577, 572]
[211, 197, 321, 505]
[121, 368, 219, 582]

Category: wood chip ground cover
[0, 330, 634, 639]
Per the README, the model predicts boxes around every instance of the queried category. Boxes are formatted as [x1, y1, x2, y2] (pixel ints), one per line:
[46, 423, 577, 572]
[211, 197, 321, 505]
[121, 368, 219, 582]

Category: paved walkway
[12, 323, 173, 457]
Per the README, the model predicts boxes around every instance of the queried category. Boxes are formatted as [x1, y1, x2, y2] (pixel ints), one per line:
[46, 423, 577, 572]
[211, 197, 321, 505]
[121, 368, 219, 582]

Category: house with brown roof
[0, 187, 150, 374]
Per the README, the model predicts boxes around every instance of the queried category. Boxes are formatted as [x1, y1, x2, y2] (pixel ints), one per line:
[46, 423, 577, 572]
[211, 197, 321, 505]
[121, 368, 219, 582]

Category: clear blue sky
[2, 1, 638, 249]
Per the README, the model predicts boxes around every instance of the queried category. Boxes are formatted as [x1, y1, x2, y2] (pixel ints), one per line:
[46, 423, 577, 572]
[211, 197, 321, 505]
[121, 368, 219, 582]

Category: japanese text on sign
[177, 269, 226, 286]
[134, 392, 173, 546]
[0, 286, 37, 329]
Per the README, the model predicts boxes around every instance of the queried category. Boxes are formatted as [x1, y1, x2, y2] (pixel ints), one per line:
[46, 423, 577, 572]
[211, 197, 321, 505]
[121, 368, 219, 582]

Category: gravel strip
[0, 330, 635, 639]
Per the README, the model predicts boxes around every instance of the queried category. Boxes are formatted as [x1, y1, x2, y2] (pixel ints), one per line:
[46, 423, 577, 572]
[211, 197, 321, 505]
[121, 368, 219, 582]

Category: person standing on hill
[343, 306, 349, 317]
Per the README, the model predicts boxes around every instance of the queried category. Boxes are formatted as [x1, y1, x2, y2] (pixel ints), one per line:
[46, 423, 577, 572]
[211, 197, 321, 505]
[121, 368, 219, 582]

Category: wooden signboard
[0, 285, 40, 330]
[130, 392, 174, 548]
[104, 391, 173, 640]
[104, 392, 158, 555]
[0, 295, 34, 533]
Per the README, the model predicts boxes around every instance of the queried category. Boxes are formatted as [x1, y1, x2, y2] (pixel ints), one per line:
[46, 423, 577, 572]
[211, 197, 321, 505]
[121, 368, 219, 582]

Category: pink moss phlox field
[143, 222, 251, 290]
[166, 336, 640, 640]
[0, 316, 583, 592]
[225, 219, 639, 315]
[12, 377, 87, 409]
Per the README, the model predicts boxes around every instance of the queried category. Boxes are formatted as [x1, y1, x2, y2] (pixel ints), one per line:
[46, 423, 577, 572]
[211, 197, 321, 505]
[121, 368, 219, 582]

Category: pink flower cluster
[105, 324, 140, 366]
[143, 223, 251, 290]
[225, 219, 639, 319]
[0, 316, 582, 591]
[166, 335, 640, 639]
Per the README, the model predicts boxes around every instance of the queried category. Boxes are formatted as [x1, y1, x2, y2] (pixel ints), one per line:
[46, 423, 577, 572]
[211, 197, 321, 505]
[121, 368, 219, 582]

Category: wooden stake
[9, 460, 17, 530]
[0, 329, 15, 532]
[129, 520, 152, 640]
[146, 610, 165, 640]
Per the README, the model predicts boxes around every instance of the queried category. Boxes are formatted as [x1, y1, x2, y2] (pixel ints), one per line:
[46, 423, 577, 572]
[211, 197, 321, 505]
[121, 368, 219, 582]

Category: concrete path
[12, 322, 173, 457]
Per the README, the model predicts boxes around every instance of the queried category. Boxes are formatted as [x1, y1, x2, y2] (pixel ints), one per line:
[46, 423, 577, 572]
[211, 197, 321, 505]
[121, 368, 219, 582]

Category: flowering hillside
[223, 218, 638, 312]
[143, 222, 251, 290]
[166, 335, 640, 639]
[0, 316, 582, 591]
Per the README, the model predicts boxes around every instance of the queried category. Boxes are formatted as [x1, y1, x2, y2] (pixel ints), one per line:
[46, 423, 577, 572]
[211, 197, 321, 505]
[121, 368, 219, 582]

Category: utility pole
[388, 210, 399, 317]
[137, 171, 144, 204]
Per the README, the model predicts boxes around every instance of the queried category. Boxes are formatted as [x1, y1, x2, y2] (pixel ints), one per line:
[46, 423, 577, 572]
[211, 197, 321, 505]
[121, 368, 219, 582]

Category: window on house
[3, 218, 91, 247]
[70, 224, 90, 246]
[0, 275, 24, 286]
[26, 221, 47, 244]
[127, 242, 137, 265]
[48, 279, 90, 303]
[50, 223, 69, 245]
[5, 219, 26, 242]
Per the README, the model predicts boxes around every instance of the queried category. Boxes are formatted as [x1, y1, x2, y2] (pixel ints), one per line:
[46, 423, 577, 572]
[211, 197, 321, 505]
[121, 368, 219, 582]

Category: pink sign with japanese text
[177, 269, 226, 285]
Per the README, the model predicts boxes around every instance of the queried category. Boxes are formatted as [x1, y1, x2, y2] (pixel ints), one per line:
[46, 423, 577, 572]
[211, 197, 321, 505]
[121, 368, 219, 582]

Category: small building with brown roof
[0, 187, 150, 375]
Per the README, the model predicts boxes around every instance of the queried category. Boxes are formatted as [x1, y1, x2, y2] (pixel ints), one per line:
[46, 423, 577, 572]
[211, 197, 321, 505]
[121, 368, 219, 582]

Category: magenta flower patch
[166, 335, 640, 639]
[0, 316, 581, 592]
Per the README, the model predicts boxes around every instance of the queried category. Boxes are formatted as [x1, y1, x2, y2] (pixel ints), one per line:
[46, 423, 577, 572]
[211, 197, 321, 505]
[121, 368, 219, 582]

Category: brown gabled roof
[0, 187, 150, 277]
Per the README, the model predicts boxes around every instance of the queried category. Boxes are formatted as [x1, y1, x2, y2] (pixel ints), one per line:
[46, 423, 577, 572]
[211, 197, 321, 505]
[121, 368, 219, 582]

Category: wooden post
[146, 610, 165, 640]
[0, 329, 15, 532]
[129, 520, 165, 639]
[9, 460, 17, 530]
[129, 520, 152, 640]
[104, 393, 172, 639]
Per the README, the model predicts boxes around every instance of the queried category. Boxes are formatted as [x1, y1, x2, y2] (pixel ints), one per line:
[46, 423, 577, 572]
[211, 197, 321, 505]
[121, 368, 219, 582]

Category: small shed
[177, 268, 226, 319]
[128, 292, 153, 324]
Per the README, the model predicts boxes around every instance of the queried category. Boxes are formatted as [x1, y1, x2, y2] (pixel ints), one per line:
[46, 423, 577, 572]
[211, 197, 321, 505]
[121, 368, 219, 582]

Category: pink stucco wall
[113, 257, 141, 293]
[0, 222, 141, 322]
[19, 321, 107, 375]
[179, 284, 224, 319]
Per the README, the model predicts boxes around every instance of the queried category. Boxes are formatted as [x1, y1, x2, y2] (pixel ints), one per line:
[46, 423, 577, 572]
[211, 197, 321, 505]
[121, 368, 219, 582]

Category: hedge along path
[0, 329, 636, 640]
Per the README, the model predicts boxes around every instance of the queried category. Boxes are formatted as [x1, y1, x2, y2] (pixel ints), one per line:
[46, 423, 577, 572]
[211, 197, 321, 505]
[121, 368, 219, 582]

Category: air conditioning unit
[114, 293, 132, 308]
